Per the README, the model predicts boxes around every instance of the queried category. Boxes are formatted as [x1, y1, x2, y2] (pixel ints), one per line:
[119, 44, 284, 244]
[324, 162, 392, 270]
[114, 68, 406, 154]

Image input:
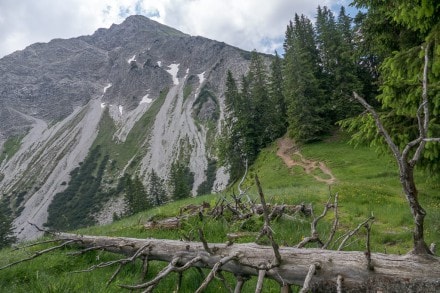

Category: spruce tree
[124, 174, 150, 215]
[268, 51, 287, 138]
[343, 0, 440, 174]
[168, 163, 194, 200]
[149, 170, 167, 206]
[283, 14, 326, 142]
[0, 205, 16, 248]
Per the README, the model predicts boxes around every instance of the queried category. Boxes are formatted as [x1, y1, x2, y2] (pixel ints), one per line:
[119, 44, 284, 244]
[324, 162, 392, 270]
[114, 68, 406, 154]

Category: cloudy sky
[0, 0, 352, 58]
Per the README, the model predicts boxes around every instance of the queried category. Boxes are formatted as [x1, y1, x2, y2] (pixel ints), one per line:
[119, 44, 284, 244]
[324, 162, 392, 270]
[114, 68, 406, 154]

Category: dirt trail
[276, 137, 336, 185]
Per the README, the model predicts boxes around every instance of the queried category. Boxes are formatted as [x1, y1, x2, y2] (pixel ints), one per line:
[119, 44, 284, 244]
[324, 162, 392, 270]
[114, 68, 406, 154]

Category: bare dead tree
[25, 233, 440, 291]
[255, 174, 282, 266]
[296, 194, 336, 249]
[352, 43, 440, 254]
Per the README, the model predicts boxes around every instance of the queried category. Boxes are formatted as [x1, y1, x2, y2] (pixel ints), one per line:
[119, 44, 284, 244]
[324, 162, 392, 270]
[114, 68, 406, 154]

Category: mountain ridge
[0, 15, 265, 241]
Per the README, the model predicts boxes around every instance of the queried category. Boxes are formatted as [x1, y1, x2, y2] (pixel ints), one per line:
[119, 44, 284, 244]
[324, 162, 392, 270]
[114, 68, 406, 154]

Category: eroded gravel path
[276, 137, 336, 185]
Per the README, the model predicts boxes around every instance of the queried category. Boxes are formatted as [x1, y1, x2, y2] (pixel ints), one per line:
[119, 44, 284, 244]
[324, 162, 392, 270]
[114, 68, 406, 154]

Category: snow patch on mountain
[127, 55, 136, 63]
[103, 83, 112, 93]
[140, 94, 152, 104]
[198, 72, 206, 85]
[166, 64, 180, 85]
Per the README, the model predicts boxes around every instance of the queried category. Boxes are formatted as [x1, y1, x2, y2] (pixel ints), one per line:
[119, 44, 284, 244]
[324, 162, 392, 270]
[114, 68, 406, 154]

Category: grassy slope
[1, 134, 439, 292]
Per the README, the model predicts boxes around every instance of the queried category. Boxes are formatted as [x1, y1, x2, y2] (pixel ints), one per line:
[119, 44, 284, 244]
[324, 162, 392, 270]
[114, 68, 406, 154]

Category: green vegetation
[123, 174, 151, 215]
[193, 86, 219, 122]
[168, 162, 194, 200]
[44, 89, 169, 230]
[45, 146, 110, 230]
[183, 84, 192, 102]
[219, 52, 286, 181]
[93, 88, 168, 172]
[1, 135, 439, 291]
[0, 135, 23, 164]
[283, 6, 365, 142]
[197, 158, 217, 195]
[2, 1, 439, 290]
[340, 0, 440, 175]
[0, 202, 16, 249]
[148, 170, 167, 206]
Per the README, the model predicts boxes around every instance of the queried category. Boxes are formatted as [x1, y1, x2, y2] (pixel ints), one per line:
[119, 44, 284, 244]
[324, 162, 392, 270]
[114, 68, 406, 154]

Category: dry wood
[299, 263, 319, 293]
[144, 217, 181, 230]
[253, 203, 311, 218]
[54, 233, 440, 292]
[255, 175, 282, 266]
[430, 243, 436, 254]
[73, 242, 150, 287]
[198, 228, 213, 254]
[336, 274, 343, 293]
[352, 43, 440, 255]
[255, 269, 266, 293]
[323, 193, 339, 249]
[195, 253, 238, 293]
[234, 275, 249, 293]
[296, 195, 334, 249]
[179, 201, 211, 216]
[337, 216, 374, 251]
[119, 255, 202, 290]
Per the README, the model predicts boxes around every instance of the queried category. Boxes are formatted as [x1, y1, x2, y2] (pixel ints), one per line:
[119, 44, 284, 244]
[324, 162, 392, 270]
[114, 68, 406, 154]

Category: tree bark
[399, 163, 429, 254]
[57, 233, 440, 292]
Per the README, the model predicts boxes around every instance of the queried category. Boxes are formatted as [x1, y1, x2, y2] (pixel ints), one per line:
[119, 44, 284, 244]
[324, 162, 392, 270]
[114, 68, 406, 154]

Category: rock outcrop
[0, 15, 261, 240]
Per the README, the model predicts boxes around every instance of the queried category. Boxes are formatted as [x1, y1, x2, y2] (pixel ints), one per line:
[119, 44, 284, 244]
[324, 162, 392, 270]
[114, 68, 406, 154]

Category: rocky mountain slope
[0, 15, 259, 240]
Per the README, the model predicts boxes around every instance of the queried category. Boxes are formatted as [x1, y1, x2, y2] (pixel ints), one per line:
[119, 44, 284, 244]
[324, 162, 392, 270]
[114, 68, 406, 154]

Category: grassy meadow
[1, 133, 439, 292]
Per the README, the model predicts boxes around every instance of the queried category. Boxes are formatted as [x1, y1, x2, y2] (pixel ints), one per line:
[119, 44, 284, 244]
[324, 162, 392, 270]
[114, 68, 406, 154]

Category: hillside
[1, 135, 439, 292]
[0, 15, 267, 241]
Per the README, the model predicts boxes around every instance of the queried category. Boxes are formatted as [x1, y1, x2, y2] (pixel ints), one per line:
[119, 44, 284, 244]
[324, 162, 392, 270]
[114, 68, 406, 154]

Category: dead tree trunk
[352, 43, 440, 255]
[57, 233, 440, 292]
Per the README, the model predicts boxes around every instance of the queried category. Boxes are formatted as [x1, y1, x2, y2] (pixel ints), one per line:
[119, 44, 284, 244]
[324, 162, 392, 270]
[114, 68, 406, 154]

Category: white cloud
[0, 0, 347, 58]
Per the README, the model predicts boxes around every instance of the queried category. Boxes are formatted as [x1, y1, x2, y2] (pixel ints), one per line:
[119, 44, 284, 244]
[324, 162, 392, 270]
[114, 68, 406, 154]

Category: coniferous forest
[220, 3, 439, 183]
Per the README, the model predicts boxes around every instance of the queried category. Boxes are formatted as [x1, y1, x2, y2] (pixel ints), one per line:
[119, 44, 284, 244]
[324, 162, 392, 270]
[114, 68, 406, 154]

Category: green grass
[1, 133, 439, 292]
[0, 135, 23, 164]
[92, 88, 168, 172]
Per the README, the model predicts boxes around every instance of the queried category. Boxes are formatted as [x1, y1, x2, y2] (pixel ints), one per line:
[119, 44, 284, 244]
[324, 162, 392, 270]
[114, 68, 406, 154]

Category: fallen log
[57, 233, 440, 292]
[144, 217, 181, 230]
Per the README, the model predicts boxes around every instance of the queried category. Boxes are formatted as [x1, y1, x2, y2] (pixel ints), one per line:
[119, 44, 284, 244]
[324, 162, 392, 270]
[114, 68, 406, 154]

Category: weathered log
[253, 203, 311, 217]
[144, 217, 181, 230]
[57, 233, 440, 292]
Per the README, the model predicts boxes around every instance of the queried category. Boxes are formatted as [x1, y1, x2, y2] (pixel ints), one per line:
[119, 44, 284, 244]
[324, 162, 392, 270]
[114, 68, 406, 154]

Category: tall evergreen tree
[283, 14, 326, 142]
[220, 53, 282, 182]
[148, 170, 167, 206]
[168, 162, 194, 200]
[218, 71, 246, 180]
[268, 51, 287, 138]
[124, 174, 150, 215]
[0, 204, 16, 248]
[343, 0, 440, 174]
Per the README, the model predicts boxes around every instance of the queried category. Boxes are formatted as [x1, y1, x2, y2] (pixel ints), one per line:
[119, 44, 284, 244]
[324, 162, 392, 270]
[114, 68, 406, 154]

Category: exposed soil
[276, 137, 336, 185]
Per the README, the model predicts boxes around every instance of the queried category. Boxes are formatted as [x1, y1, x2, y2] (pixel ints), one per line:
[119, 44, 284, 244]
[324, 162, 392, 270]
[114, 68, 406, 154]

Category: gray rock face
[0, 15, 257, 240]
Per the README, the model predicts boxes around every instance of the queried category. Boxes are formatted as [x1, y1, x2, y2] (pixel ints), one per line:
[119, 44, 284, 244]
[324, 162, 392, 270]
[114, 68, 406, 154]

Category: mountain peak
[109, 14, 187, 37]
